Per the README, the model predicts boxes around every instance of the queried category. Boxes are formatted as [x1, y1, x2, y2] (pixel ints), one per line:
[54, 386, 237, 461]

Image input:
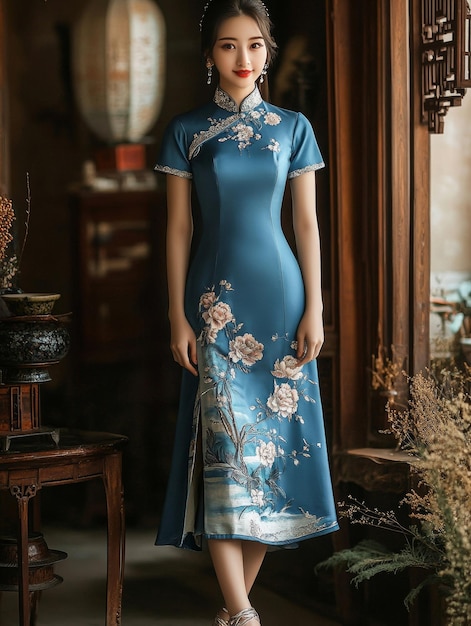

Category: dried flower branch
[0, 196, 18, 290]
[18, 172, 31, 269]
[370, 344, 402, 391]
[318, 366, 471, 625]
[0, 196, 14, 261]
[0, 174, 32, 291]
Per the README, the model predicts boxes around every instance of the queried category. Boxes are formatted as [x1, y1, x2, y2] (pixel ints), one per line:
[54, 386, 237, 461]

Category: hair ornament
[199, 0, 270, 31]
[199, 1, 211, 31]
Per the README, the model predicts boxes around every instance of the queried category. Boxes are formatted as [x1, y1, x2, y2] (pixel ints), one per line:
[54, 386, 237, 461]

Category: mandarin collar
[213, 86, 263, 113]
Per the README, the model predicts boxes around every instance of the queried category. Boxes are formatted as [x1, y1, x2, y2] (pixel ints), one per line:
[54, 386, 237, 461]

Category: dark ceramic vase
[0, 315, 70, 383]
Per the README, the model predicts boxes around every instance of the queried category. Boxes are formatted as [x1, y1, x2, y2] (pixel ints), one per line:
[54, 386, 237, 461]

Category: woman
[154, 2, 339, 624]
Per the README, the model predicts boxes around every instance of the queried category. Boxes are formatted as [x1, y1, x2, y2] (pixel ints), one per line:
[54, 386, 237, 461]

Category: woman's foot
[229, 607, 260, 626]
[213, 607, 230, 626]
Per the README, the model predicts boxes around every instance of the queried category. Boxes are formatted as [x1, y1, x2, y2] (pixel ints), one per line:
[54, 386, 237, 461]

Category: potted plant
[1, 183, 60, 317]
[0, 187, 69, 387]
[318, 366, 471, 625]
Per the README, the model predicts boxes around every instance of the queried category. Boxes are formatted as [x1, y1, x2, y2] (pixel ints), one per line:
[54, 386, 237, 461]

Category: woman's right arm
[166, 173, 198, 376]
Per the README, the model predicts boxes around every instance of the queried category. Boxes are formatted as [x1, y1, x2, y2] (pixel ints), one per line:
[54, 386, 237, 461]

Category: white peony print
[267, 382, 299, 418]
[251, 488, 265, 507]
[256, 440, 277, 467]
[233, 123, 254, 141]
[266, 139, 280, 152]
[202, 301, 234, 331]
[199, 291, 216, 309]
[272, 355, 303, 380]
[206, 326, 219, 344]
[229, 333, 264, 367]
[264, 112, 281, 126]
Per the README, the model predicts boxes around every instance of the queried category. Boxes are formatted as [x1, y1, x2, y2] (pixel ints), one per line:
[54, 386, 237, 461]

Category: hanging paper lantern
[73, 0, 166, 144]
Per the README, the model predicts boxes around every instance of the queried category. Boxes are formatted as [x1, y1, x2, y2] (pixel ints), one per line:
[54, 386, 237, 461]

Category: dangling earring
[259, 63, 268, 84]
[206, 62, 213, 85]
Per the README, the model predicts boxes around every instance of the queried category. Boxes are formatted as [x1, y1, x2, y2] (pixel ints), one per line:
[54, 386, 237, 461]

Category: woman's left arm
[290, 171, 324, 365]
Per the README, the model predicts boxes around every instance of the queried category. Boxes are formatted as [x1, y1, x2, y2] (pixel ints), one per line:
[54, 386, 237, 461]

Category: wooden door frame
[326, 0, 430, 451]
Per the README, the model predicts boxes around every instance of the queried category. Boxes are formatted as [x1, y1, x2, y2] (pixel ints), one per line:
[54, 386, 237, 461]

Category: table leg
[102, 452, 125, 626]
[30, 590, 41, 626]
[10, 484, 38, 626]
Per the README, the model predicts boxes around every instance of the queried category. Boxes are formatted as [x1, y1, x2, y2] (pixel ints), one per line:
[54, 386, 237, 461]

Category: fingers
[171, 339, 198, 376]
[189, 340, 198, 370]
[296, 334, 323, 365]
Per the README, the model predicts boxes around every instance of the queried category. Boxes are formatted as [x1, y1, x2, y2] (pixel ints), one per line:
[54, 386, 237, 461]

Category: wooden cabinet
[70, 189, 167, 364]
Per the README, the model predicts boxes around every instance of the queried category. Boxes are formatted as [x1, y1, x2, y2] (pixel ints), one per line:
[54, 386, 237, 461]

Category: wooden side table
[0, 429, 128, 626]
[334, 447, 412, 493]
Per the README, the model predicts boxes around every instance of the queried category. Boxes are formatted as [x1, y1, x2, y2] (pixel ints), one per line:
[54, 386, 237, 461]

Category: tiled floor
[0, 526, 341, 626]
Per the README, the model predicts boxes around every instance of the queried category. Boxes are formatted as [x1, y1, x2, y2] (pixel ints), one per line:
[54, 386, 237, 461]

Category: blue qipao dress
[154, 86, 339, 550]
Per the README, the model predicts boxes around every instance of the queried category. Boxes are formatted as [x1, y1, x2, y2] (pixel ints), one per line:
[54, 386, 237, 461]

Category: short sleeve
[154, 117, 193, 179]
[288, 112, 325, 179]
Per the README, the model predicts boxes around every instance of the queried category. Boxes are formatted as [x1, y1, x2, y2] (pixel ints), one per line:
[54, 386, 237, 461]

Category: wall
[431, 94, 471, 273]
[6, 0, 203, 312]
[3, 0, 207, 523]
[430, 94, 471, 355]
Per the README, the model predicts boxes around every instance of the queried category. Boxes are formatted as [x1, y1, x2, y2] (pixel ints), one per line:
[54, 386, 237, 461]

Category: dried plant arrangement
[370, 344, 402, 393]
[0, 195, 18, 290]
[317, 366, 471, 625]
[0, 174, 31, 291]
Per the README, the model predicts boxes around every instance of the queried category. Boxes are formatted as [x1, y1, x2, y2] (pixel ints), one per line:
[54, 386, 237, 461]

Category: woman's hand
[170, 316, 198, 376]
[296, 311, 324, 366]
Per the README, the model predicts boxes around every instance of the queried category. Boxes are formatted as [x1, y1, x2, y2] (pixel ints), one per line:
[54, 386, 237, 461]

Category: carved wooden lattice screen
[422, 0, 471, 133]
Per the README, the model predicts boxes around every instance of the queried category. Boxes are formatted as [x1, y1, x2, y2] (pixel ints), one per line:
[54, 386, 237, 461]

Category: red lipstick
[235, 70, 252, 78]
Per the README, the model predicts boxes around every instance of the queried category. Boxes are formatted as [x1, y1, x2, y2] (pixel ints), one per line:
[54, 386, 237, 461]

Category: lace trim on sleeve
[154, 164, 193, 179]
[288, 162, 325, 179]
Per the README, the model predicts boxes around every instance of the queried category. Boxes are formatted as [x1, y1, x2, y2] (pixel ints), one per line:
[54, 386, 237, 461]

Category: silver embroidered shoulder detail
[154, 164, 193, 179]
[288, 162, 325, 179]
[188, 114, 240, 160]
[214, 86, 263, 112]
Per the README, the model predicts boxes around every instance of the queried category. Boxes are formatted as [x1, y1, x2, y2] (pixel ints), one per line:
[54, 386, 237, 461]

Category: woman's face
[210, 14, 267, 97]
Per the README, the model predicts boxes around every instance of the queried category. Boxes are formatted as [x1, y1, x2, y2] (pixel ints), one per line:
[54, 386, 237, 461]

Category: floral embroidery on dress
[217, 108, 282, 152]
[229, 333, 264, 366]
[253, 346, 318, 426]
[219, 122, 256, 151]
[190, 88, 283, 156]
[264, 112, 282, 126]
[263, 139, 281, 153]
[267, 382, 299, 418]
[189, 114, 241, 160]
[272, 355, 303, 380]
[197, 280, 319, 518]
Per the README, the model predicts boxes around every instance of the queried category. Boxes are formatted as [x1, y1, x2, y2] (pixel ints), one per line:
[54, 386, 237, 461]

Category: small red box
[95, 143, 146, 172]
